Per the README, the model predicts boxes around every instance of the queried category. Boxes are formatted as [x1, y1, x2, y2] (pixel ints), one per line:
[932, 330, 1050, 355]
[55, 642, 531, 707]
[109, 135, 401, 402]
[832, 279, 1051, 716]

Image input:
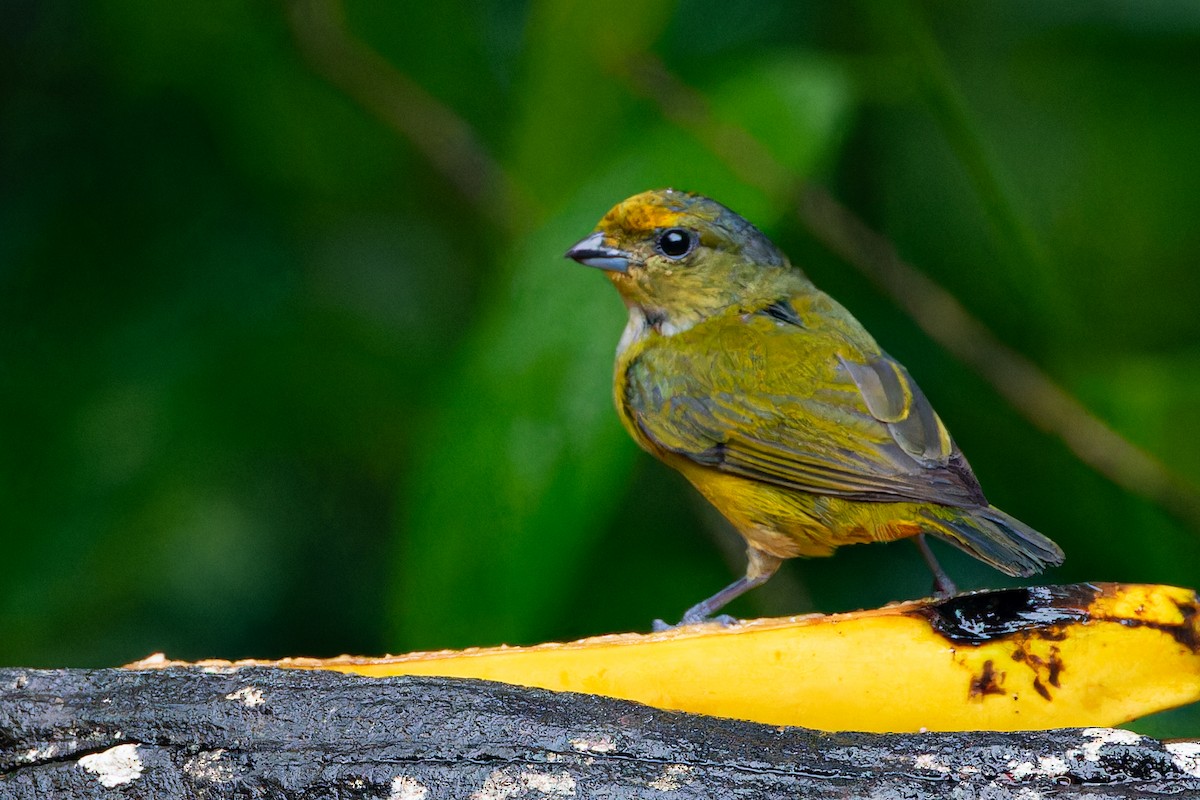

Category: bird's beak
[564, 231, 632, 273]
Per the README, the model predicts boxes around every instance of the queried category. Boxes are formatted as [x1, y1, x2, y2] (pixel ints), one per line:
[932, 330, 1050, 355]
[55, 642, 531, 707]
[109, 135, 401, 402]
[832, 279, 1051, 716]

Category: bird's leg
[914, 533, 958, 597]
[653, 549, 782, 630]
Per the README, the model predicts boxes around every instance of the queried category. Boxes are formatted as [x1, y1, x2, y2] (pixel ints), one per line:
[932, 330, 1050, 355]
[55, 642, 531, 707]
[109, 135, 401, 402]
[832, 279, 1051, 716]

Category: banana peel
[130, 582, 1200, 733]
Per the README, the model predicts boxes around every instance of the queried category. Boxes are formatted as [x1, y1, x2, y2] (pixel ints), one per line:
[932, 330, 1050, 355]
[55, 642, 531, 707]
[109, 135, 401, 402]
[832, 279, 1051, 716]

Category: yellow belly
[673, 458, 925, 559]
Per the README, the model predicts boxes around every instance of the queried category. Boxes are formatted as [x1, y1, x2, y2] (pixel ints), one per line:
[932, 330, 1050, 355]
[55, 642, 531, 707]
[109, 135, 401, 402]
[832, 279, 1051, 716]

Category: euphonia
[566, 189, 1064, 626]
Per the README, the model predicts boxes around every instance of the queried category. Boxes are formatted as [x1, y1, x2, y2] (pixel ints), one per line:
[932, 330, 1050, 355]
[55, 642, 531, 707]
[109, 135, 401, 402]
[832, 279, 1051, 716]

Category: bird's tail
[920, 505, 1065, 577]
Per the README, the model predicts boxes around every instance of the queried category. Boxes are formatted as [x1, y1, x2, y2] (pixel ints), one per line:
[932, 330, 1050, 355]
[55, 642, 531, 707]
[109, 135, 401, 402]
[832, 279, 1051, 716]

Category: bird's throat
[616, 305, 701, 356]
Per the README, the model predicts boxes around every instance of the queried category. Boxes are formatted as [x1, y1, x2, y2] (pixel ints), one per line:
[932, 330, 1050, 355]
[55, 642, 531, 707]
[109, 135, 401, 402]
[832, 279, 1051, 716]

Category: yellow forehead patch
[599, 191, 693, 234]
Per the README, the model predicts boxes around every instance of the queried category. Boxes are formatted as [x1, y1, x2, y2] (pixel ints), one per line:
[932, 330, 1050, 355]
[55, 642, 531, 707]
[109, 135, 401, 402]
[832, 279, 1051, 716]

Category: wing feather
[622, 297, 986, 507]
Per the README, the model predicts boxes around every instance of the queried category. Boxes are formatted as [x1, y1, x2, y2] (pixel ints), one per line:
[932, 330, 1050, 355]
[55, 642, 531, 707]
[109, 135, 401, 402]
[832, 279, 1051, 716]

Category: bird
[565, 188, 1064, 627]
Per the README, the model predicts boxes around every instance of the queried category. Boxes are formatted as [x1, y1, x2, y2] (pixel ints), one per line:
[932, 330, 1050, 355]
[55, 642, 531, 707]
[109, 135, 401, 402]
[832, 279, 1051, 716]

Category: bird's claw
[652, 613, 740, 632]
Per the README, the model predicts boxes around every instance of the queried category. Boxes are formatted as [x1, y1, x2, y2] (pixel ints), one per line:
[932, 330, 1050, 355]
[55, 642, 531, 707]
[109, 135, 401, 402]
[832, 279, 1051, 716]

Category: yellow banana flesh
[129, 582, 1200, 733]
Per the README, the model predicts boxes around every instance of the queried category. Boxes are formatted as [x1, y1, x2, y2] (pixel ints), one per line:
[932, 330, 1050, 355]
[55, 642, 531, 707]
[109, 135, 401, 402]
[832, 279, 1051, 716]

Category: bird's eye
[657, 228, 695, 259]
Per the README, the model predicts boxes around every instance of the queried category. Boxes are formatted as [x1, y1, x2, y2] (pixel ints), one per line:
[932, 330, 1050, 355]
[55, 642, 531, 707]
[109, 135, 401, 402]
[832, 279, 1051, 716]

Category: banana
[129, 582, 1200, 732]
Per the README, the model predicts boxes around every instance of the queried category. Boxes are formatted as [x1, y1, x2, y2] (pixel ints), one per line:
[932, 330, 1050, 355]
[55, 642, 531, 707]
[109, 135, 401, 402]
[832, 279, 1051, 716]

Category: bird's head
[566, 189, 800, 328]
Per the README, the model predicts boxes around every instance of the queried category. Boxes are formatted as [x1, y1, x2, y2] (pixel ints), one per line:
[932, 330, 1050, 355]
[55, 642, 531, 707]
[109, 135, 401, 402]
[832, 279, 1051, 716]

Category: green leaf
[708, 52, 854, 181]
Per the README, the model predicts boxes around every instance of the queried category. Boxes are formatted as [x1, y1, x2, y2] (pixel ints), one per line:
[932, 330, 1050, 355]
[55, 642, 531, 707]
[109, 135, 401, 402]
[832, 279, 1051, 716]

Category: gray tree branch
[1, 667, 1197, 798]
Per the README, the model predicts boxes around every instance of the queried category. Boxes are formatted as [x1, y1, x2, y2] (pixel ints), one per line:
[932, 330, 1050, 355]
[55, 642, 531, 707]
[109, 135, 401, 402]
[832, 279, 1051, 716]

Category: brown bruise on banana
[968, 659, 1007, 699]
[916, 583, 1200, 705]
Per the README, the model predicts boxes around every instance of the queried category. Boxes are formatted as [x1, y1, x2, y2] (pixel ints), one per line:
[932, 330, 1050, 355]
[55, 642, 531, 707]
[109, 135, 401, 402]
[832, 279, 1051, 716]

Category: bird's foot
[651, 613, 739, 632]
[914, 534, 959, 598]
[931, 577, 959, 598]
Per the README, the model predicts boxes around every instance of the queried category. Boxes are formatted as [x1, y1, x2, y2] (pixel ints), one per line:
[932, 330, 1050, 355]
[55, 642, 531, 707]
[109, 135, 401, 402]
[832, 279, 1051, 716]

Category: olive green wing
[622, 309, 987, 508]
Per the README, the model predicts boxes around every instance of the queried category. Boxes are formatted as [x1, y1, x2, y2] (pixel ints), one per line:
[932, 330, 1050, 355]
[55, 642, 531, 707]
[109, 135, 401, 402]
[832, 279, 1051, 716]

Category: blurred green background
[3, 0, 1199, 735]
